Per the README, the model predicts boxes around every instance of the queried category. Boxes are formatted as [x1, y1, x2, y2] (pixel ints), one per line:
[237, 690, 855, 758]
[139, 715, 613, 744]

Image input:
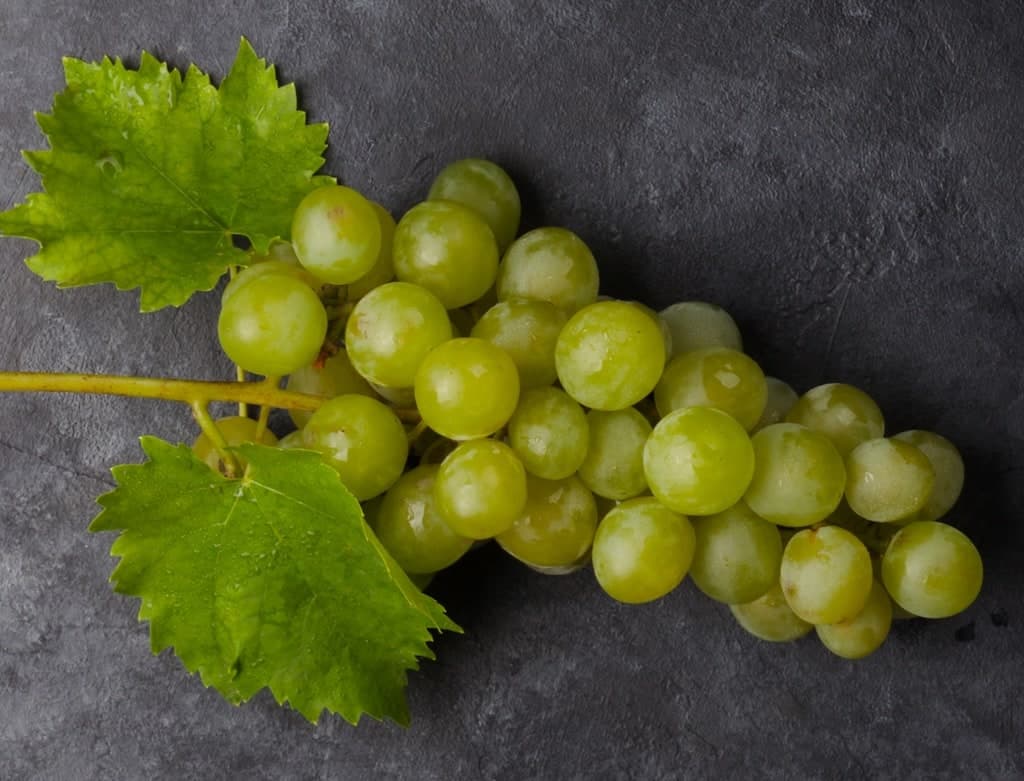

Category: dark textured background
[1, 1, 1022, 778]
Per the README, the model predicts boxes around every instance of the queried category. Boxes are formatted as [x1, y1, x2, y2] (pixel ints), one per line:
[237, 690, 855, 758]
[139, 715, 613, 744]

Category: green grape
[730, 582, 813, 642]
[752, 377, 799, 433]
[643, 407, 755, 516]
[893, 430, 965, 522]
[591, 497, 696, 604]
[780, 526, 873, 624]
[434, 439, 528, 539]
[845, 438, 935, 523]
[496, 474, 598, 568]
[370, 382, 416, 408]
[658, 301, 742, 357]
[654, 347, 767, 431]
[291, 185, 382, 284]
[277, 430, 305, 450]
[689, 502, 783, 604]
[555, 300, 666, 411]
[470, 299, 567, 389]
[629, 301, 674, 359]
[743, 423, 846, 527]
[301, 394, 408, 501]
[881, 521, 983, 619]
[217, 273, 328, 377]
[222, 259, 320, 304]
[347, 201, 397, 300]
[420, 437, 458, 465]
[496, 227, 599, 313]
[414, 338, 520, 440]
[344, 281, 453, 388]
[816, 579, 893, 659]
[408, 571, 435, 590]
[507, 387, 588, 480]
[392, 200, 499, 309]
[785, 383, 885, 457]
[577, 408, 652, 500]
[427, 158, 521, 251]
[191, 416, 278, 472]
[374, 465, 472, 574]
[286, 350, 374, 428]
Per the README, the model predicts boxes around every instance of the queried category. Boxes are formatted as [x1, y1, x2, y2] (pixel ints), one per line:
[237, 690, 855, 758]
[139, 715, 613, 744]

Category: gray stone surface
[1, 0, 1022, 778]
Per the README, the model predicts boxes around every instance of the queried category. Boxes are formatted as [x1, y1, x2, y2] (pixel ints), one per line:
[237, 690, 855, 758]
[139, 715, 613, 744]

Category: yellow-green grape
[785, 382, 885, 457]
[816, 579, 893, 659]
[629, 301, 674, 358]
[780, 526, 873, 624]
[434, 439, 527, 539]
[374, 465, 472, 574]
[743, 423, 846, 527]
[643, 407, 755, 516]
[222, 260, 320, 304]
[344, 281, 453, 388]
[893, 430, 965, 522]
[286, 350, 374, 428]
[752, 377, 799, 433]
[689, 502, 783, 604]
[276, 430, 305, 450]
[393, 200, 499, 309]
[881, 521, 983, 618]
[496, 474, 598, 568]
[370, 382, 416, 408]
[845, 438, 935, 523]
[470, 299, 567, 389]
[658, 301, 742, 358]
[301, 394, 408, 501]
[591, 497, 696, 604]
[730, 582, 813, 642]
[191, 416, 279, 472]
[496, 227, 599, 313]
[653, 347, 767, 431]
[507, 387, 588, 480]
[291, 185, 382, 284]
[555, 300, 666, 411]
[427, 158, 521, 251]
[577, 408, 652, 500]
[414, 338, 520, 440]
[347, 201, 397, 300]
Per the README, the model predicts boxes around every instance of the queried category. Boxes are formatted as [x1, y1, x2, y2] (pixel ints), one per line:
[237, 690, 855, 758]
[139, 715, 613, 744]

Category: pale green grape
[470, 299, 567, 389]
[301, 394, 408, 501]
[643, 407, 755, 516]
[785, 383, 885, 457]
[689, 502, 783, 604]
[496, 474, 598, 568]
[893, 430, 965, 522]
[427, 158, 521, 251]
[654, 347, 767, 431]
[743, 423, 846, 527]
[414, 338, 520, 440]
[630, 301, 674, 359]
[881, 521, 983, 618]
[780, 526, 873, 624]
[369, 382, 416, 408]
[344, 281, 453, 388]
[507, 387, 588, 480]
[191, 416, 278, 472]
[286, 350, 374, 428]
[555, 300, 666, 410]
[658, 301, 742, 357]
[591, 497, 696, 604]
[222, 259, 320, 304]
[276, 430, 305, 450]
[496, 227, 599, 313]
[434, 439, 527, 539]
[291, 185, 382, 284]
[393, 200, 499, 309]
[845, 438, 935, 523]
[577, 408, 652, 500]
[816, 579, 893, 659]
[752, 377, 799, 433]
[347, 201, 397, 300]
[730, 582, 813, 643]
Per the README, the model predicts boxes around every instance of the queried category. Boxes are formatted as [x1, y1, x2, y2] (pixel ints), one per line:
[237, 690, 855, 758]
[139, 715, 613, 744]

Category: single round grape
[217, 273, 328, 377]
[629, 301, 674, 359]
[689, 502, 783, 604]
[507, 387, 588, 480]
[496, 474, 598, 568]
[658, 301, 742, 357]
[191, 416, 279, 472]
[301, 394, 408, 501]
[392, 200, 499, 309]
[816, 579, 893, 659]
[286, 350, 374, 428]
[752, 377, 799, 433]
[344, 281, 453, 388]
[374, 465, 472, 574]
[276, 430, 305, 450]
[414, 338, 520, 440]
[427, 158, 521, 251]
[730, 582, 813, 643]
[291, 185, 382, 284]
[470, 299, 567, 389]
[577, 408, 652, 500]
[434, 439, 527, 539]
[844, 438, 935, 523]
[496, 227, 599, 313]
[785, 383, 885, 457]
[369, 382, 416, 408]
[881, 521, 983, 618]
[591, 497, 696, 604]
[347, 201, 397, 300]
[780, 526, 873, 625]
[222, 259, 320, 304]
[743, 423, 846, 527]
[654, 347, 768, 431]
[892, 430, 965, 522]
[555, 300, 666, 411]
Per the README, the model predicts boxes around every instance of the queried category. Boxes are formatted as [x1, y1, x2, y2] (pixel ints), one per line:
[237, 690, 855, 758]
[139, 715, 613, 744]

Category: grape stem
[190, 400, 241, 477]
[254, 376, 280, 440]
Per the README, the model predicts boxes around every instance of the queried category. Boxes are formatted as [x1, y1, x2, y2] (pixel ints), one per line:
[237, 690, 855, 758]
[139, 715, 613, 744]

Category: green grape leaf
[0, 38, 329, 311]
[90, 437, 458, 725]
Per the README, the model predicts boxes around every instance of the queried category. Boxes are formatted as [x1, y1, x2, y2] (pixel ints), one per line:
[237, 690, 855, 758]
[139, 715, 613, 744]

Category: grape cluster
[208, 158, 983, 660]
